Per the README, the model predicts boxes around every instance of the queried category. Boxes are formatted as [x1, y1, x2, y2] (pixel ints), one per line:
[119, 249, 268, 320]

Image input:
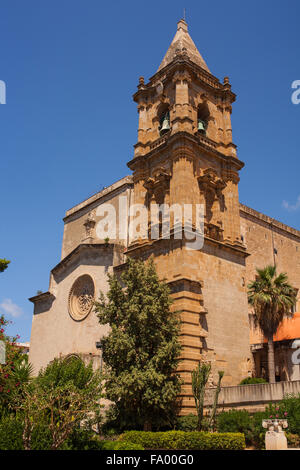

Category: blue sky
[0, 0, 300, 341]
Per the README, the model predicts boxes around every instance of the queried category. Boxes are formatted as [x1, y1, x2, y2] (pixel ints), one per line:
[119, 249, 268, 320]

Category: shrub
[176, 414, 198, 431]
[0, 416, 23, 450]
[0, 416, 104, 450]
[287, 433, 300, 448]
[266, 394, 300, 435]
[239, 377, 267, 385]
[37, 356, 94, 390]
[217, 410, 251, 434]
[217, 409, 266, 448]
[120, 430, 245, 450]
[100, 440, 144, 450]
[64, 428, 103, 451]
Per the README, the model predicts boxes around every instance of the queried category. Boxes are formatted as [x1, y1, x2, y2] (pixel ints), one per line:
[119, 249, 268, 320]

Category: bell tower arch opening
[197, 102, 210, 135]
[158, 104, 171, 136]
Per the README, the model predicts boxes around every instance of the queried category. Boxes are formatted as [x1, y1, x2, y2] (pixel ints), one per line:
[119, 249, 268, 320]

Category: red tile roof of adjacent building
[250, 313, 300, 345]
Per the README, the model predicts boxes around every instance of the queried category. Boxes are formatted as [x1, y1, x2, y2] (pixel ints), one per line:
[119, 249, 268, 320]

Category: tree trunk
[267, 335, 276, 383]
[143, 420, 152, 431]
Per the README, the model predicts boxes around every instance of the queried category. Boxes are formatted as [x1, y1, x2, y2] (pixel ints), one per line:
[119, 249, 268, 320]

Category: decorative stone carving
[198, 168, 226, 239]
[82, 211, 96, 241]
[144, 168, 171, 202]
[198, 168, 226, 198]
[262, 419, 288, 450]
[68, 275, 95, 321]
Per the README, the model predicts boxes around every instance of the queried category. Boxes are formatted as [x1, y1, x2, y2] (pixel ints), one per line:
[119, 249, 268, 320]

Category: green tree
[0, 260, 32, 417]
[0, 259, 10, 273]
[191, 362, 211, 430]
[95, 257, 182, 431]
[15, 357, 103, 450]
[248, 265, 297, 383]
[0, 315, 32, 417]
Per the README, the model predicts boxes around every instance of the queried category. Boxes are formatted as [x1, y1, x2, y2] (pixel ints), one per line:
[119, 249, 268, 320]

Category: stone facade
[29, 20, 300, 414]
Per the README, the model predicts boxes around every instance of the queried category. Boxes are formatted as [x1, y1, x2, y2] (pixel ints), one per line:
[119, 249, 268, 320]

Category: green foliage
[248, 266, 298, 383]
[101, 403, 144, 434]
[248, 266, 297, 382]
[206, 395, 300, 449]
[239, 377, 267, 385]
[248, 265, 297, 336]
[0, 315, 32, 416]
[0, 416, 104, 450]
[120, 430, 246, 450]
[176, 413, 198, 431]
[100, 440, 144, 450]
[266, 394, 300, 435]
[63, 428, 103, 450]
[209, 370, 224, 430]
[95, 257, 182, 430]
[217, 410, 251, 435]
[286, 433, 300, 448]
[191, 363, 224, 431]
[217, 409, 271, 448]
[191, 362, 211, 430]
[14, 357, 103, 450]
[0, 259, 10, 273]
[37, 356, 94, 390]
[0, 415, 23, 450]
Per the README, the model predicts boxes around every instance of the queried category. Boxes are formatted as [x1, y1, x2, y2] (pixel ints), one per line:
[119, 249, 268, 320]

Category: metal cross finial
[183, 8, 186, 21]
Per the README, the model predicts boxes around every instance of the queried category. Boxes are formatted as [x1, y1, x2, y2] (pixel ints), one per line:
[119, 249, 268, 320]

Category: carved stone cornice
[128, 132, 244, 173]
[221, 169, 240, 184]
[51, 243, 114, 278]
[29, 291, 56, 304]
[172, 70, 192, 83]
[198, 168, 226, 199]
[171, 145, 195, 163]
[144, 169, 170, 190]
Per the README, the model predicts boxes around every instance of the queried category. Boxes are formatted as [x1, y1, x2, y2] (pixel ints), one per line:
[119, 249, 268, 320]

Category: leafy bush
[64, 428, 103, 451]
[216, 409, 266, 448]
[239, 377, 267, 385]
[287, 433, 300, 449]
[266, 394, 300, 435]
[100, 440, 144, 450]
[217, 410, 251, 432]
[0, 417, 105, 450]
[37, 356, 94, 390]
[120, 430, 245, 450]
[0, 416, 23, 450]
[176, 414, 198, 431]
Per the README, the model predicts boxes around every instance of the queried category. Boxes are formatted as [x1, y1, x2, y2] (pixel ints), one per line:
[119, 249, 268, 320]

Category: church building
[29, 20, 300, 414]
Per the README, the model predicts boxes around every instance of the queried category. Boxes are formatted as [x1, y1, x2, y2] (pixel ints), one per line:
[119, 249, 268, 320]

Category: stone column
[172, 71, 193, 134]
[222, 171, 242, 245]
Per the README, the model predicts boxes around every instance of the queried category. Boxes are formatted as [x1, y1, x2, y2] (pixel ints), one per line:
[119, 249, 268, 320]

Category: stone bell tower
[127, 19, 251, 413]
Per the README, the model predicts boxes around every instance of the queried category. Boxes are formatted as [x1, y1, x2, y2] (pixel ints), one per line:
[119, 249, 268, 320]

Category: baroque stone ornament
[68, 275, 95, 321]
[262, 419, 288, 450]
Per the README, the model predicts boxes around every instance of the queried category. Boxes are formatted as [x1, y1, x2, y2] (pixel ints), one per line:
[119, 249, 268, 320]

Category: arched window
[197, 103, 209, 135]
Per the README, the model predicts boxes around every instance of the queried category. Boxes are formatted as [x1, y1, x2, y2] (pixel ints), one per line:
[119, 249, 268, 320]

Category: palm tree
[248, 265, 297, 383]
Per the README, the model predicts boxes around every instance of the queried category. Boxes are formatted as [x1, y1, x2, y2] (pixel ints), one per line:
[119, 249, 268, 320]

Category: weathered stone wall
[204, 380, 300, 412]
[241, 204, 300, 306]
[29, 245, 114, 375]
[61, 177, 133, 259]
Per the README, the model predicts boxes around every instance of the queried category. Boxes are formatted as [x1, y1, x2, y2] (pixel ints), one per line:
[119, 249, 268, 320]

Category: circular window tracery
[68, 274, 95, 321]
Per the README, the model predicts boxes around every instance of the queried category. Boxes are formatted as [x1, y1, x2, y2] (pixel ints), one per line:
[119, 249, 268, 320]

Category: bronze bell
[198, 119, 206, 133]
[160, 117, 170, 134]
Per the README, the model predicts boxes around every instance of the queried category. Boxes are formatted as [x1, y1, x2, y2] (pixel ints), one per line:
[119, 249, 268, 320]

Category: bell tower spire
[127, 20, 251, 412]
[157, 19, 210, 73]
